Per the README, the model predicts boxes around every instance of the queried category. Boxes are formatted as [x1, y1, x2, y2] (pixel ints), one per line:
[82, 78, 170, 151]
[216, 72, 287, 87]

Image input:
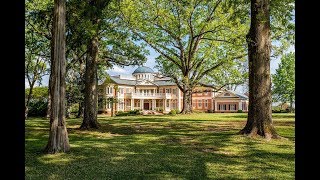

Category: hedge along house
[98, 66, 249, 114]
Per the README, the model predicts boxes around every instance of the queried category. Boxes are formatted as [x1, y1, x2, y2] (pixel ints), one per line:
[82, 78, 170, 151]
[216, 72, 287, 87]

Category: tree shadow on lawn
[26, 132, 240, 179]
[26, 116, 294, 179]
[27, 118, 248, 179]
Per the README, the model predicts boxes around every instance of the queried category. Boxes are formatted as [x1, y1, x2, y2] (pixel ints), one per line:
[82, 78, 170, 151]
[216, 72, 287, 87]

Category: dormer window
[224, 93, 230, 96]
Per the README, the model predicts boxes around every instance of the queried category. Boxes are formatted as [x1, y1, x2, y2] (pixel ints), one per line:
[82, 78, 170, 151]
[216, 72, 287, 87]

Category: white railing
[115, 92, 177, 99]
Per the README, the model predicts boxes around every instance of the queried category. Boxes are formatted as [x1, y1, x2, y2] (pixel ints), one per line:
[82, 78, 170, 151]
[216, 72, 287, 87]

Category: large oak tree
[120, 0, 248, 114]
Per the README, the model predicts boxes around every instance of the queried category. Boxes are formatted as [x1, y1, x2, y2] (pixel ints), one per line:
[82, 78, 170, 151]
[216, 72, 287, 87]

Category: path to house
[26, 113, 295, 179]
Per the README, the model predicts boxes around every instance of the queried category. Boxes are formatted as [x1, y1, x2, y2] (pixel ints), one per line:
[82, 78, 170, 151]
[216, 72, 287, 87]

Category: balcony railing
[121, 93, 174, 99]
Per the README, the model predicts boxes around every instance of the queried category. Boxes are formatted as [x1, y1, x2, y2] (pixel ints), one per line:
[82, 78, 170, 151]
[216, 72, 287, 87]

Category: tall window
[219, 104, 226, 110]
[166, 100, 170, 107]
[165, 88, 171, 93]
[198, 100, 202, 107]
[172, 88, 177, 95]
[204, 99, 208, 108]
[192, 100, 196, 107]
[107, 102, 111, 109]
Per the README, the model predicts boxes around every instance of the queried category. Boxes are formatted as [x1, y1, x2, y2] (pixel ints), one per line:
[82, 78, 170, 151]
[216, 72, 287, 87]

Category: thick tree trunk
[81, 37, 100, 129]
[181, 87, 192, 114]
[239, 0, 279, 139]
[44, 0, 70, 153]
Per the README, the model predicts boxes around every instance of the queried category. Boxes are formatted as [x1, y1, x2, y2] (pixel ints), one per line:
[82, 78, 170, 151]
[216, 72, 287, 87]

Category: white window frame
[198, 100, 202, 107]
[204, 99, 208, 108]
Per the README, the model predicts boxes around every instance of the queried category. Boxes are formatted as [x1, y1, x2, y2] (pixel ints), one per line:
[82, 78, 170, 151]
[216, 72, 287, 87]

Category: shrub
[27, 99, 48, 117]
[157, 108, 163, 112]
[168, 109, 177, 115]
[129, 109, 141, 115]
[237, 110, 243, 113]
[207, 109, 213, 113]
[69, 103, 79, 114]
[116, 111, 129, 116]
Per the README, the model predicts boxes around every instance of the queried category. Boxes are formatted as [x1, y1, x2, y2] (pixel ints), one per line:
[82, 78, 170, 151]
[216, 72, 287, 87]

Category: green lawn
[25, 113, 295, 179]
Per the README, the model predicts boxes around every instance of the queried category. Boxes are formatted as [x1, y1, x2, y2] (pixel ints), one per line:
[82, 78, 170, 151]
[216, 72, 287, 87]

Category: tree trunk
[44, 0, 70, 153]
[46, 93, 51, 119]
[289, 97, 294, 113]
[239, 0, 279, 139]
[111, 100, 114, 117]
[181, 87, 192, 114]
[81, 37, 100, 129]
[76, 101, 84, 118]
[25, 81, 35, 119]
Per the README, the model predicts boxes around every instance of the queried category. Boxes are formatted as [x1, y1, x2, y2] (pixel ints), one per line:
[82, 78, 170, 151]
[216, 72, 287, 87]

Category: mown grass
[25, 113, 295, 179]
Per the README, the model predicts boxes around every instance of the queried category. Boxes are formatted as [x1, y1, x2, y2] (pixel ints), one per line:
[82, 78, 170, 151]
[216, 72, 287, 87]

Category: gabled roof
[215, 90, 248, 100]
[228, 90, 248, 99]
[108, 76, 137, 86]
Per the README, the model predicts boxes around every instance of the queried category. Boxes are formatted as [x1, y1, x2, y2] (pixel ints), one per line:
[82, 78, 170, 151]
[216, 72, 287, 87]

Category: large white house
[98, 66, 248, 114]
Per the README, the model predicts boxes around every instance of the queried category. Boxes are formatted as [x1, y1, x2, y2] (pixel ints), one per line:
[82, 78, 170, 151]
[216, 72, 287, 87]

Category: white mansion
[98, 66, 248, 114]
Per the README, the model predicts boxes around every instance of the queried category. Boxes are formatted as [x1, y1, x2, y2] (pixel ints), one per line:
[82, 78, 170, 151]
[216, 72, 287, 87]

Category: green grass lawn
[25, 113, 295, 179]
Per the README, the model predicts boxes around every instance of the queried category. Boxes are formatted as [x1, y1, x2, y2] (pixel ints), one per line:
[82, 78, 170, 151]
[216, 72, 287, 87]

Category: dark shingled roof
[132, 66, 154, 74]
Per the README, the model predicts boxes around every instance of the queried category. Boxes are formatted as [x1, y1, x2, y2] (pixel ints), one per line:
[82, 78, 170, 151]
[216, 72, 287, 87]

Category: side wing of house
[213, 91, 249, 112]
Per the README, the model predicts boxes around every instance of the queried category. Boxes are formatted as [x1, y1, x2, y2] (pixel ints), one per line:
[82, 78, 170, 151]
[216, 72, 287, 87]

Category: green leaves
[272, 52, 295, 103]
[120, 0, 249, 90]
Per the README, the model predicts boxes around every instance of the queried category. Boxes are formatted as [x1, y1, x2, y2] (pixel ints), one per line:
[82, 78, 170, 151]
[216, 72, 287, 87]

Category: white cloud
[107, 65, 130, 75]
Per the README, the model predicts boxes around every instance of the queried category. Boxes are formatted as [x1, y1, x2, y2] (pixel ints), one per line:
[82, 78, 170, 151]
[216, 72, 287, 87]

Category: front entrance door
[144, 103, 149, 110]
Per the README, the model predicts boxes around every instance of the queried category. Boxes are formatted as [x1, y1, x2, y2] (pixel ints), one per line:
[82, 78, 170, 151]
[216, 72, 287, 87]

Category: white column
[211, 99, 214, 111]
[164, 98, 166, 112]
[238, 101, 242, 110]
[140, 99, 144, 110]
[215, 100, 217, 111]
[152, 99, 156, 110]
[131, 98, 134, 110]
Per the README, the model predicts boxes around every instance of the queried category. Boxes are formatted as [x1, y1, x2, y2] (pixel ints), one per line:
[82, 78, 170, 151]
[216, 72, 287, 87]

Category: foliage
[25, 0, 52, 87]
[272, 52, 295, 106]
[25, 86, 48, 100]
[237, 110, 243, 113]
[26, 113, 295, 179]
[129, 109, 142, 115]
[168, 109, 177, 115]
[25, 86, 49, 117]
[156, 108, 163, 112]
[120, 0, 249, 113]
[27, 99, 48, 117]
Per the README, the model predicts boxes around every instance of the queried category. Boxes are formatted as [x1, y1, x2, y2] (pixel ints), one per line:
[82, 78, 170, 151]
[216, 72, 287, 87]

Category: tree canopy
[272, 52, 295, 111]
